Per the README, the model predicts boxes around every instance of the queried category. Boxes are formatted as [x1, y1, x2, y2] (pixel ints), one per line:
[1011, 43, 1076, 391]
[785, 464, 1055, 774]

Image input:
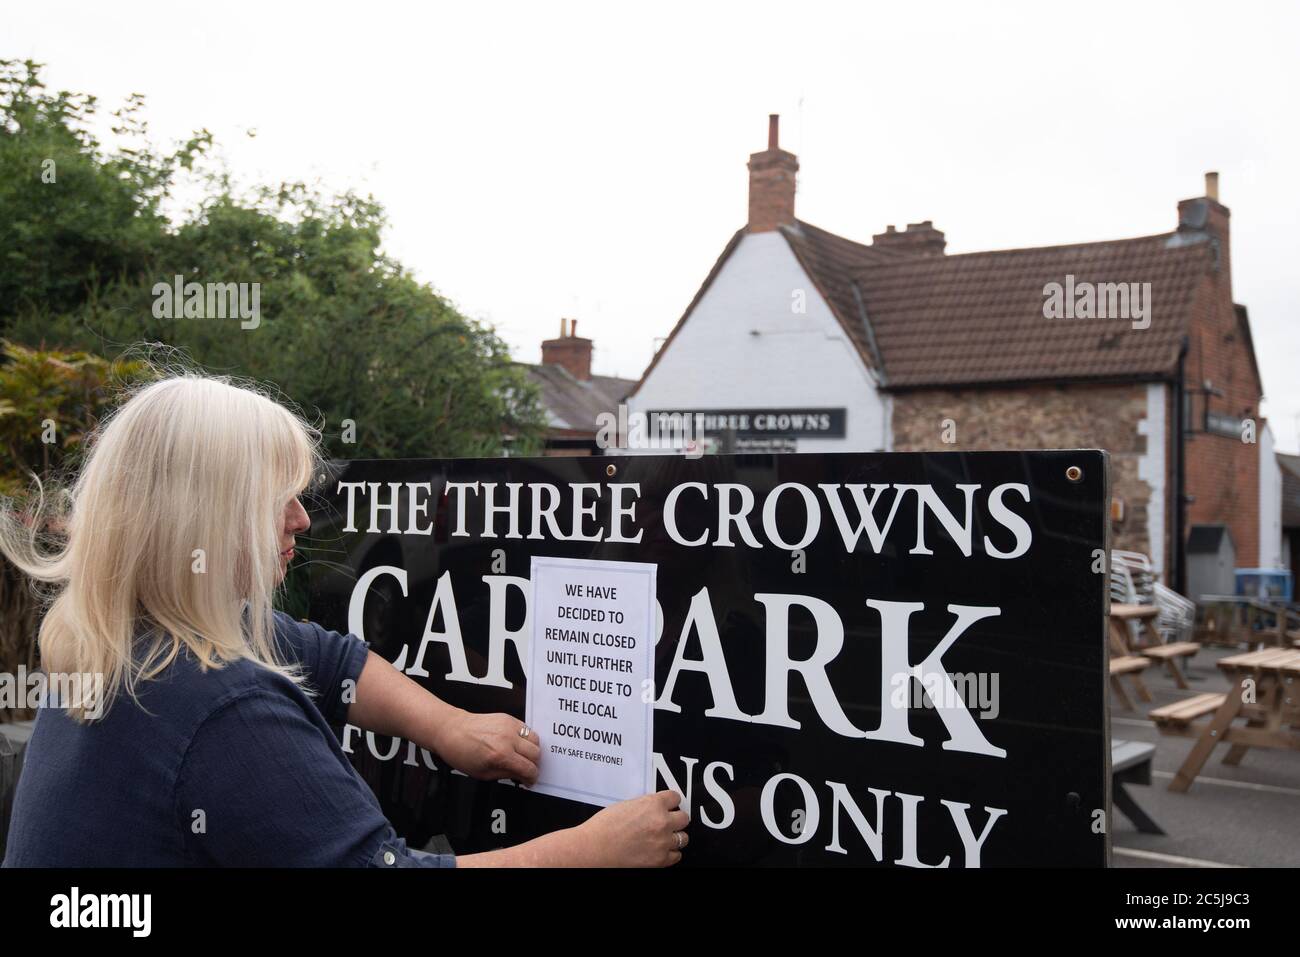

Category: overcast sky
[9, 1, 1299, 449]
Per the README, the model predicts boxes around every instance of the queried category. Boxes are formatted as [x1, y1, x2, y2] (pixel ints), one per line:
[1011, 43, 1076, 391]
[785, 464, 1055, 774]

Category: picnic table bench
[1150, 647, 1300, 791]
[1109, 654, 1152, 710]
[1111, 603, 1201, 691]
[1111, 739, 1163, 835]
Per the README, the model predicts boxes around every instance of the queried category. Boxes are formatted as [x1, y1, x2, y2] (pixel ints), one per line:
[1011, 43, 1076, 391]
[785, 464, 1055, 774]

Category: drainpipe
[1174, 336, 1190, 594]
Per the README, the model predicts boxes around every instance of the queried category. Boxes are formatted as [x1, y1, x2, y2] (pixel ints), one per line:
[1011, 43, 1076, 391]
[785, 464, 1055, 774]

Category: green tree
[0, 59, 208, 322]
[0, 59, 545, 461]
[0, 340, 154, 498]
[0, 342, 154, 714]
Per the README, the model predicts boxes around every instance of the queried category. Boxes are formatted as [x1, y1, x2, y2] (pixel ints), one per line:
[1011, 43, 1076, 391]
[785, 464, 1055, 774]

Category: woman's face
[277, 495, 310, 583]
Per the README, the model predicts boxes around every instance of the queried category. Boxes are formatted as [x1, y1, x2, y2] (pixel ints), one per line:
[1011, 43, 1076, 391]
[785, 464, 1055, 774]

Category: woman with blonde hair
[0, 372, 687, 867]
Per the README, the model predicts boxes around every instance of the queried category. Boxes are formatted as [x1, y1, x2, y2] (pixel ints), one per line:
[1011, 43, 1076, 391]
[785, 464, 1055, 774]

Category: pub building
[621, 115, 1282, 591]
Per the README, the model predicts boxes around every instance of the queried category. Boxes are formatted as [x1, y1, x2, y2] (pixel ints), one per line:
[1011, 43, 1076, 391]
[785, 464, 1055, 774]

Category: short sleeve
[175, 688, 455, 868]
[272, 613, 371, 725]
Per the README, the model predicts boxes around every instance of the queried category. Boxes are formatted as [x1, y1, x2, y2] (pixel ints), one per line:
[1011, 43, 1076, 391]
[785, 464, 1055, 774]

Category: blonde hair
[0, 372, 323, 721]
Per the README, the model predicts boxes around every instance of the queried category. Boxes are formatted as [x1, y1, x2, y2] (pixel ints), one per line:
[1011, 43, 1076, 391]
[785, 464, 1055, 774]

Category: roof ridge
[794, 217, 1186, 262]
[921, 230, 1183, 260]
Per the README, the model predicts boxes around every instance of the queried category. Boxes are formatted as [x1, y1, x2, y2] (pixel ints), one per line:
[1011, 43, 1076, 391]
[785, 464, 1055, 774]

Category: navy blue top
[2, 611, 455, 868]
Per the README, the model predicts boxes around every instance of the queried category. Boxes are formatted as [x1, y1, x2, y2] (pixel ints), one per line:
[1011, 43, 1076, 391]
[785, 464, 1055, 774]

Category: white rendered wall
[1137, 383, 1167, 577]
[1259, 422, 1284, 568]
[628, 231, 888, 453]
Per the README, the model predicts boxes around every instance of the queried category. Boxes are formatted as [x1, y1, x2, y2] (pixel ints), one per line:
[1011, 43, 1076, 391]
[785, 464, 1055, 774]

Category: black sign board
[306, 450, 1109, 867]
[646, 407, 847, 438]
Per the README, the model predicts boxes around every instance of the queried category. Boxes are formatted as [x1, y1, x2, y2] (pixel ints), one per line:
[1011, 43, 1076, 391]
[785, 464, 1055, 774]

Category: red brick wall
[1168, 197, 1265, 566]
[1183, 282, 1262, 567]
[890, 383, 1167, 569]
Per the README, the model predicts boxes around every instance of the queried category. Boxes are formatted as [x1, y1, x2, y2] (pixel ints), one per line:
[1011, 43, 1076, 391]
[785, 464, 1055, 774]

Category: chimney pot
[768, 114, 779, 150]
[1205, 171, 1219, 202]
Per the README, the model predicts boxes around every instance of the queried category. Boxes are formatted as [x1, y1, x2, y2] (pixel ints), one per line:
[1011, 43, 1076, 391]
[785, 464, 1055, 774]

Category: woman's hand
[575, 790, 690, 867]
[456, 790, 690, 867]
[435, 709, 540, 785]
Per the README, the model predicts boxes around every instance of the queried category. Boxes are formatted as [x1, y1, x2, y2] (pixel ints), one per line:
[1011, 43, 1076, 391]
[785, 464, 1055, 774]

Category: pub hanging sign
[307, 450, 1110, 867]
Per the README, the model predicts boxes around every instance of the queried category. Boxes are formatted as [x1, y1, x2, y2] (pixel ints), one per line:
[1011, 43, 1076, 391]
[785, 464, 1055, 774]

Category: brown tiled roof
[784, 222, 1217, 389]
[863, 235, 1213, 388]
[523, 362, 636, 435]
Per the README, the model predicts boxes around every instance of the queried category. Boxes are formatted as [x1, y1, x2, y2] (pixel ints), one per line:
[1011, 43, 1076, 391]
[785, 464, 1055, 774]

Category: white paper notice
[525, 556, 657, 807]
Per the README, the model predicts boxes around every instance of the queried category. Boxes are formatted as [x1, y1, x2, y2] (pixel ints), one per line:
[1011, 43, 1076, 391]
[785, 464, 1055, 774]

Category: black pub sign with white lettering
[307, 450, 1109, 867]
[646, 407, 847, 438]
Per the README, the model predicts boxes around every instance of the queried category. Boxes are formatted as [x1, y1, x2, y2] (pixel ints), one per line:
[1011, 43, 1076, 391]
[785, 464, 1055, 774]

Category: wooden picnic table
[1150, 647, 1300, 792]
[1108, 603, 1201, 698]
[1195, 596, 1300, 648]
[1109, 604, 1156, 709]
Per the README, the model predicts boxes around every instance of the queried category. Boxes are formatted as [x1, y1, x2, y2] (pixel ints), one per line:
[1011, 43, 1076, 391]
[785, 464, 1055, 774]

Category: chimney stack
[1178, 171, 1231, 283]
[747, 114, 799, 233]
[541, 318, 593, 381]
[871, 220, 947, 257]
